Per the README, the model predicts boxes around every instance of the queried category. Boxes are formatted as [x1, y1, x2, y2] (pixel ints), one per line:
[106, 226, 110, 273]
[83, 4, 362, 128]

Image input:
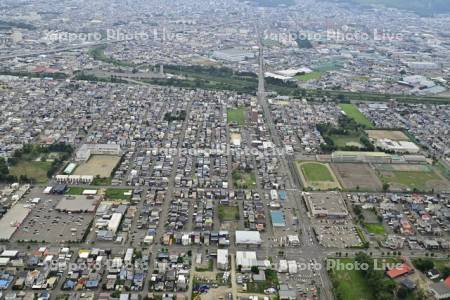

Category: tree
[383, 183, 390, 192]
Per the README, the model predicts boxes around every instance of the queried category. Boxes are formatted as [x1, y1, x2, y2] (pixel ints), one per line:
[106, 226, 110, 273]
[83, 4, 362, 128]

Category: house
[386, 263, 413, 279]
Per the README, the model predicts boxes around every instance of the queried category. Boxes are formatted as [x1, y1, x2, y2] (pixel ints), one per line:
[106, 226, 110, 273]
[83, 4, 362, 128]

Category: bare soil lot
[74, 155, 121, 177]
[331, 163, 382, 191]
[366, 130, 409, 141]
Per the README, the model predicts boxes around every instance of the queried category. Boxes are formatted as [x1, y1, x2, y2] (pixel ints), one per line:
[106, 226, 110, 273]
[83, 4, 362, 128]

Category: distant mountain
[246, 0, 296, 7]
[330, 0, 450, 16]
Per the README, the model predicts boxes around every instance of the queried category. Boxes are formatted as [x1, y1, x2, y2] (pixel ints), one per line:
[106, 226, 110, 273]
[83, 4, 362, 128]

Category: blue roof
[0, 279, 10, 288]
[271, 210, 286, 227]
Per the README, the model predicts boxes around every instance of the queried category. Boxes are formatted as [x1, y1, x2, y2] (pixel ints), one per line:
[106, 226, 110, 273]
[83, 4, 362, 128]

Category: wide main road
[255, 24, 334, 300]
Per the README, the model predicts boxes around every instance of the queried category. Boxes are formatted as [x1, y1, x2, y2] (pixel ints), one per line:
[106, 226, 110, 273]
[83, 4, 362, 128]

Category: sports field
[296, 161, 341, 190]
[74, 155, 121, 178]
[338, 103, 373, 128]
[227, 107, 246, 125]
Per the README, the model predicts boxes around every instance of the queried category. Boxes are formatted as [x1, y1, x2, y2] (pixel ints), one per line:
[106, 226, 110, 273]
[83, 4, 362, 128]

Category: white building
[235, 231, 262, 245]
[236, 251, 257, 271]
[217, 249, 229, 270]
[76, 144, 121, 161]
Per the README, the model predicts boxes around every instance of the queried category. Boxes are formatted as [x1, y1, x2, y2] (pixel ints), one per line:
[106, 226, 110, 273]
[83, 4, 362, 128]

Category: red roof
[444, 277, 450, 287]
[387, 263, 412, 279]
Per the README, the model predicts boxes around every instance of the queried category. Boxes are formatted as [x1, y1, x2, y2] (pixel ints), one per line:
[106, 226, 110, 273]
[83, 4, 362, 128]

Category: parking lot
[13, 190, 94, 243]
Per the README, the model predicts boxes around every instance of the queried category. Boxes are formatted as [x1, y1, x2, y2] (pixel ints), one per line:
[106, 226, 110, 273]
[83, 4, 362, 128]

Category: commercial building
[0, 205, 30, 241]
[235, 231, 262, 245]
[303, 192, 348, 218]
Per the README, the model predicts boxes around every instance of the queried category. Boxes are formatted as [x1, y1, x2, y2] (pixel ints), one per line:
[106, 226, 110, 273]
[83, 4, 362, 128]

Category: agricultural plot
[338, 103, 374, 128]
[74, 155, 121, 178]
[366, 130, 409, 141]
[296, 161, 341, 190]
[375, 164, 450, 192]
[331, 163, 382, 191]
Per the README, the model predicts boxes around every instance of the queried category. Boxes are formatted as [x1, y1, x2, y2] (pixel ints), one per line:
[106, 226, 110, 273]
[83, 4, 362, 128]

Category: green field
[227, 107, 246, 125]
[9, 161, 52, 183]
[329, 258, 375, 300]
[295, 71, 321, 81]
[218, 205, 240, 221]
[299, 162, 334, 182]
[105, 188, 133, 200]
[330, 134, 364, 148]
[338, 103, 374, 128]
[364, 223, 385, 234]
[232, 170, 256, 189]
[66, 187, 85, 195]
[379, 170, 443, 191]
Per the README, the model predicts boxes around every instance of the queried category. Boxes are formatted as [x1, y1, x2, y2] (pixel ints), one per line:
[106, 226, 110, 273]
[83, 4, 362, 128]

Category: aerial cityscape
[0, 0, 450, 300]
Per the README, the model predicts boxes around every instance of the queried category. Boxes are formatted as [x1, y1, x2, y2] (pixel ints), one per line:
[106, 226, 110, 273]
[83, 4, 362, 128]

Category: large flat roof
[0, 205, 30, 241]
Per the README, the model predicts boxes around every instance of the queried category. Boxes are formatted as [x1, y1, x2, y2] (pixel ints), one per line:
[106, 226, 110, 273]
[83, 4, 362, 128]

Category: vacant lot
[338, 103, 373, 128]
[218, 205, 239, 221]
[332, 163, 382, 191]
[375, 164, 450, 192]
[74, 155, 121, 178]
[105, 188, 132, 200]
[232, 169, 256, 189]
[227, 107, 246, 125]
[328, 258, 376, 300]
[366, 130, 409, 141]
[296, 161, 341, 190]
[10, 161, 51, 183]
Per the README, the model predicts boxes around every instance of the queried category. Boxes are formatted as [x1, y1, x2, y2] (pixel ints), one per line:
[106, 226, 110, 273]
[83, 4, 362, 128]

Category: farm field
[331, 163, 382, 191]
[74, 155, 121, 178]
[366, 130, 409, 141]
[375, 164, 450, 192]
[338, 103, 374, 128]
[296, 161, 341, 190]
